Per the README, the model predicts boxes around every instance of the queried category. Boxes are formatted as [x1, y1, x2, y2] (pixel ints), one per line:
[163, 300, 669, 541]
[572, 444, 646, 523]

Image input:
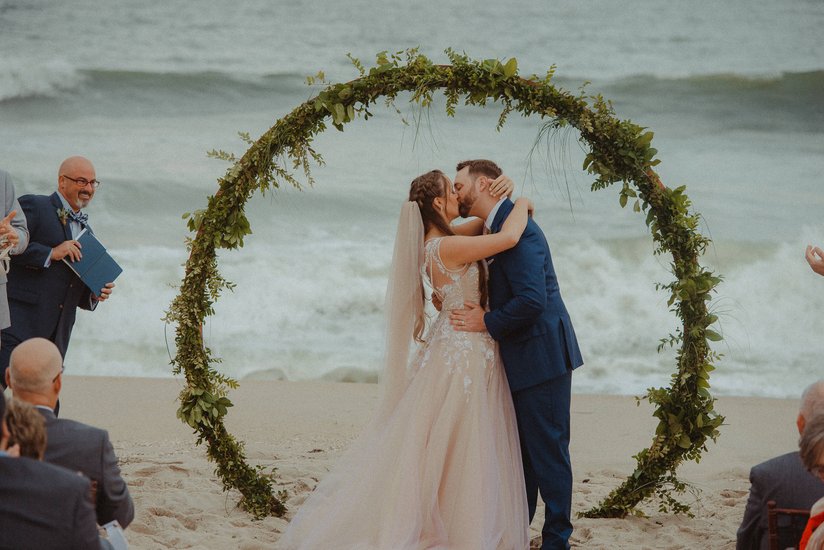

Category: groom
[450, 159, 583, 550]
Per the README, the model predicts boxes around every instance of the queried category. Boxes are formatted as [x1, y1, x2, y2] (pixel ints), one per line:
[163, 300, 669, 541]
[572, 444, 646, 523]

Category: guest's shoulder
[51, 416, 109, 442]
[751, 451, 802, 478]
[1, 456, 90, 491]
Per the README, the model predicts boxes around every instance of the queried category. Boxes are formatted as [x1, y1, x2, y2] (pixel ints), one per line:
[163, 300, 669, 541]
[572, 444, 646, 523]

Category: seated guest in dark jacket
[5, 337, 134, 529]
[799, 413, 824, 550]
[0, 390, 103, 550]
[737, 380, 824, 549]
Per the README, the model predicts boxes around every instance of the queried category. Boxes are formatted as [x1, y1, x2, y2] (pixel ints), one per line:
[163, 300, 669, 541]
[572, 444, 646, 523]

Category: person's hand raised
[0, 211, 19, 248]
[806, 244, 824, 276]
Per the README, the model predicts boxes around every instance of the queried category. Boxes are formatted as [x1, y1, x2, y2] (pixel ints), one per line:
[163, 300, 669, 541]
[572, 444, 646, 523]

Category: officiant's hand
[95, 282, 115, 302]
[51, 240, 82, 262]
[450, 302, 486, 332]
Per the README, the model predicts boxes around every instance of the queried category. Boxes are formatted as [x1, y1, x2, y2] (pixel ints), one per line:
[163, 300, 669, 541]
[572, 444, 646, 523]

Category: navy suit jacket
[39, 408, 135, 528]
[2, 192, 94, 359]
[736, 451, 824, 550]
[484, 199, 583, 392]
[0, 456, 101, 550]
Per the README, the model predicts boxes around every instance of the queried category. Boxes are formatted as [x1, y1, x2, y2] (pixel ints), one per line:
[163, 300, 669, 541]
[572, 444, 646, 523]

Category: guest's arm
[96, 430, 134, 528]
[71, 476, 105, 550]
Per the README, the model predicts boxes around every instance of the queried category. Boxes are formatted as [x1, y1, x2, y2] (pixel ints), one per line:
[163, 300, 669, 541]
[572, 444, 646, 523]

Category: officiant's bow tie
[68, 211, 88, 226]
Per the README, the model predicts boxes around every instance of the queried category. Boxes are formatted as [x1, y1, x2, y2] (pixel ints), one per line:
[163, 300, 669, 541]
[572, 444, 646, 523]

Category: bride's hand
[489, 175, 514, 198]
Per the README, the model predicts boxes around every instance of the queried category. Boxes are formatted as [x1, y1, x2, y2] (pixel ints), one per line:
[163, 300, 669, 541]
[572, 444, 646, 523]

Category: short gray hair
[799, 412, 824, 471]
[801, 380, 824, 421]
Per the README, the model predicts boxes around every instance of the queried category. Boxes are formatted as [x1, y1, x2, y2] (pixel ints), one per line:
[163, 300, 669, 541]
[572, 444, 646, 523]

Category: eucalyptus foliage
[165, 49, 724, 519]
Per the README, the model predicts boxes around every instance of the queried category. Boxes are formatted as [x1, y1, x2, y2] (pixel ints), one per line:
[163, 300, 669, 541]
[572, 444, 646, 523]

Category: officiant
[0, 156, 115, 389]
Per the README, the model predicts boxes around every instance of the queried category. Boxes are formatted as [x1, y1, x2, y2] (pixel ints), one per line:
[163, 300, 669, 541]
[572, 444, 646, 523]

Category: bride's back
[423, 237, 482, 311]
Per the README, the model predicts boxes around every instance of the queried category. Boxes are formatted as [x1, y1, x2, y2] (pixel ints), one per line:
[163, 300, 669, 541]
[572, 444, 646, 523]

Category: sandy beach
[48, 376, 801, 549]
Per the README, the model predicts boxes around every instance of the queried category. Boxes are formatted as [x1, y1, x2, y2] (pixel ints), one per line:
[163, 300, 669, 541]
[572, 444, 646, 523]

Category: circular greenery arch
[165, 49, 724, 519]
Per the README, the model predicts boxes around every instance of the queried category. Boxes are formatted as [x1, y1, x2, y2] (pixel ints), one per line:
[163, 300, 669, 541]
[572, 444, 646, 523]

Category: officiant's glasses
[52, 366, 64, 384]
[61, 175, 101, 189]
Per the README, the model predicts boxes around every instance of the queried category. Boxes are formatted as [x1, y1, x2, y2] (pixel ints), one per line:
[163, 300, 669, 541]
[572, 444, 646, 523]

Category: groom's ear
[477, 176, 490, 192]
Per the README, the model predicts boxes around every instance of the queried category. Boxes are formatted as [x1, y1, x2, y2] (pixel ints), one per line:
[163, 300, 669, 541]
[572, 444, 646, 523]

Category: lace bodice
[422, 237, 482, 311]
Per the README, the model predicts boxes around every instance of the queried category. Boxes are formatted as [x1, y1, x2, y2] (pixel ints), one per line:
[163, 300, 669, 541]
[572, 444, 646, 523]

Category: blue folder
[63, 229, 123, 295]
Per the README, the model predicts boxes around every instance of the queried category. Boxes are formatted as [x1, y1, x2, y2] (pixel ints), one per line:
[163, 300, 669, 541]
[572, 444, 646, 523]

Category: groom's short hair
[456, 159, 502, 180]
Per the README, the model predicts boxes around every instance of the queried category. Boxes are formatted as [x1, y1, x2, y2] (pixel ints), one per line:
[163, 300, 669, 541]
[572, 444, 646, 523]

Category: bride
[278, 169, 531, 549]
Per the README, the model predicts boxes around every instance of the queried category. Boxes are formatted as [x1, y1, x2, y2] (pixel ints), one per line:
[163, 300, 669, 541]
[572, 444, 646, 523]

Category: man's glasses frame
[61, 174, 101, 189]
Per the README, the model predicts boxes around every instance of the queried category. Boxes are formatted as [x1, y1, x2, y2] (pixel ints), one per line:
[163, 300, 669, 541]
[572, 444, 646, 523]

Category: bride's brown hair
[408, 170, 488, 319]
[408, 170, 455, 237]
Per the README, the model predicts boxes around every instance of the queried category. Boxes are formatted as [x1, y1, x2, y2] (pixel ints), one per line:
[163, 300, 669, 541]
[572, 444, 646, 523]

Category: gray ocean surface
[1, 0, 822, 397]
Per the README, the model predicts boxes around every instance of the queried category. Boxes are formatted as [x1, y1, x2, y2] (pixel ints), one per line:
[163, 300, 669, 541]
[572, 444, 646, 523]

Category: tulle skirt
[278, 317, 529, 549]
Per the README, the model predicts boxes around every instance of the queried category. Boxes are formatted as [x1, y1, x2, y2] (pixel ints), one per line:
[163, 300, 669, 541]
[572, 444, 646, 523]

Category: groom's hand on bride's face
[449, 302, 486, 332]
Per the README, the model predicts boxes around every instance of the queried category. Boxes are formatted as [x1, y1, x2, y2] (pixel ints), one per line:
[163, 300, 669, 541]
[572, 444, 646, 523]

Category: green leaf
[637, 131, 654, 146]
[705, 329, 722, 342]
[503, 57, 518, 78]
[333, 103, 345, 125]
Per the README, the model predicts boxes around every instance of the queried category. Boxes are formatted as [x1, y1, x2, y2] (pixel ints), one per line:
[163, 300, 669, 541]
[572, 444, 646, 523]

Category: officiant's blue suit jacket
[484, 199, 583, 392]
[0, 192, 94, 378]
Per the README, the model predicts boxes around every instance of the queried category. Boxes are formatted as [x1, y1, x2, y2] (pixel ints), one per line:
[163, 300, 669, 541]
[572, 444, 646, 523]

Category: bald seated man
[6, 338, 134, 529]
[736, 380, 824, 549]
[0, 157, 115, 387]
[0, 388, 105, 549]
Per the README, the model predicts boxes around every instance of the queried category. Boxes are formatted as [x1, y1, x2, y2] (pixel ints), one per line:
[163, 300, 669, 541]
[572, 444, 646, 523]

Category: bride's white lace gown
[278, 238, 529, 549]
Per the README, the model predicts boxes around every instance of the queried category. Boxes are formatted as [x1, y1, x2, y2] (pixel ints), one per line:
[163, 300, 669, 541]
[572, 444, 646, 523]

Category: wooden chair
[768, 500, 810, 550]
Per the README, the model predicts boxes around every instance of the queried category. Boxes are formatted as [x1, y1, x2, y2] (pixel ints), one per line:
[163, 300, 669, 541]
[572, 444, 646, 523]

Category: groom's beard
[458, 188, 477, 218]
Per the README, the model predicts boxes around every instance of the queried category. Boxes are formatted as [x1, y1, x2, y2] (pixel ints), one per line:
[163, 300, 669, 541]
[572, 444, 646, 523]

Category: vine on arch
[165, 49, 724, 519]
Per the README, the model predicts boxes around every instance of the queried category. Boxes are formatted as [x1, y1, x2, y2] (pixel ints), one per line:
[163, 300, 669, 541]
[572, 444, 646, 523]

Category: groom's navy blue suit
[0, 192, 95, 384]
[484, 198, 583, 550]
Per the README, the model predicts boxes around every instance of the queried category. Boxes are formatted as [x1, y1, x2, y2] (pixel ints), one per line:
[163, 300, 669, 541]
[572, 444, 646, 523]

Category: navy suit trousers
[512, 371, 573, 550]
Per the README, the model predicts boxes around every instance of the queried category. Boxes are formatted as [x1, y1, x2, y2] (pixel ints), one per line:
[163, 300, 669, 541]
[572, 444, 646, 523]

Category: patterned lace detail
[410, 238, 497, 400]
[422, 238, 482, 310]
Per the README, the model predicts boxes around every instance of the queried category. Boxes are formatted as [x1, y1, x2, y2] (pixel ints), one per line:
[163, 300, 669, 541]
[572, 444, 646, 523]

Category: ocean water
[0, 0, 822, 397]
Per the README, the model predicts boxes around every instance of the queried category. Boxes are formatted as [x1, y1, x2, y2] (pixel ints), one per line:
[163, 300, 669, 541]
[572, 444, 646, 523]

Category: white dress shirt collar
[485, 197, 507, 231]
